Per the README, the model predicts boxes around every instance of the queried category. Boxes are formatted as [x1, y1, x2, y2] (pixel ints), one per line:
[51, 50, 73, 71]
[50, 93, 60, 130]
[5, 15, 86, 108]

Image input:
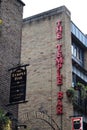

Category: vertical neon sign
[56, 20, 64, 115]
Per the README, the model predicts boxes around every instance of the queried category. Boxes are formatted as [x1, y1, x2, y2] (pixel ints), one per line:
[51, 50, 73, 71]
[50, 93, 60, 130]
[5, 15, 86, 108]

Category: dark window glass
[72, 43, 84, 64]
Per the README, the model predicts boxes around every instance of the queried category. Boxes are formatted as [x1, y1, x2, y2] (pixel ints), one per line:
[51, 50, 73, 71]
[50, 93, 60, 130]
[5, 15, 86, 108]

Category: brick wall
[20, 6, 73, 130]
[0, 0, 24, 118]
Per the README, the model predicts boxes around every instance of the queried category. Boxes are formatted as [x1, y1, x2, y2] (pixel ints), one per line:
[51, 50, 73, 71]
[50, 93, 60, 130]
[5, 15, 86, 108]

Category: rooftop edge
[23, 5, 71, 23]
[17, 0, 25, 6]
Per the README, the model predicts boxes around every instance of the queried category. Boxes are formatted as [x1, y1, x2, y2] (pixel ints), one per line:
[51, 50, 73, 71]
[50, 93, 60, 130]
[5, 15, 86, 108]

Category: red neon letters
[56, 20, 63, 40]
[56, 92, 63, 115]
[55, 20, 64, 115]
[56, 44, 63, 85]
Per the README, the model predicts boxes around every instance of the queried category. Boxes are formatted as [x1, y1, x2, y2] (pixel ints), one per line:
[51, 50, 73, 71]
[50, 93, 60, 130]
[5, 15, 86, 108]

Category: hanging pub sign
[9, 67, 27, 104]
[71, 117, 83, 130]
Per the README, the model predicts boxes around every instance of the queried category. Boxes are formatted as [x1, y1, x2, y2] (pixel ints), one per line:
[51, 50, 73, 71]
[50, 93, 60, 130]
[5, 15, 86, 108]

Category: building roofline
[23, 5, 71, 23]
[17, 0, 25, 6]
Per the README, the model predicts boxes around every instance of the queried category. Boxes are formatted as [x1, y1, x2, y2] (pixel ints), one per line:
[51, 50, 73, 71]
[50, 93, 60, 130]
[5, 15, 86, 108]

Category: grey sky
[23, 0, 87, 34]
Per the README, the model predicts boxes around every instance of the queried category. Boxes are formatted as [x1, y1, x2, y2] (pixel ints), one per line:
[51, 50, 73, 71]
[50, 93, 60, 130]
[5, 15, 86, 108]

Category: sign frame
[8, 64, 29, 105]
[71, 117, 83, 130]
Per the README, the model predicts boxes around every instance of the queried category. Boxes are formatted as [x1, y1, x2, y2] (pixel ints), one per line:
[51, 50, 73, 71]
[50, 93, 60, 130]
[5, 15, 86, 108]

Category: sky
[22, 0, 87, 34]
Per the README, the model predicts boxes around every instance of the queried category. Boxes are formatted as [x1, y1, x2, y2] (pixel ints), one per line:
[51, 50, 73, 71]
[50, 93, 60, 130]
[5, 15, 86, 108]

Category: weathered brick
[0, 0, 24, 120]
[20, 6, 73, 130]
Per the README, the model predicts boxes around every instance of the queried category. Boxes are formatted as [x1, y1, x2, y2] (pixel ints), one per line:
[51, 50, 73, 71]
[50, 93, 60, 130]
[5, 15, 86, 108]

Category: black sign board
[9, 67, 27, 104]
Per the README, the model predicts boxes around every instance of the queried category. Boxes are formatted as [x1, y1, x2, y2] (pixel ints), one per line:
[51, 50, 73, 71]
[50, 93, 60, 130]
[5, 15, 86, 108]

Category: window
[72, 43, 83, 64]
[73, 46, 77, 57]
